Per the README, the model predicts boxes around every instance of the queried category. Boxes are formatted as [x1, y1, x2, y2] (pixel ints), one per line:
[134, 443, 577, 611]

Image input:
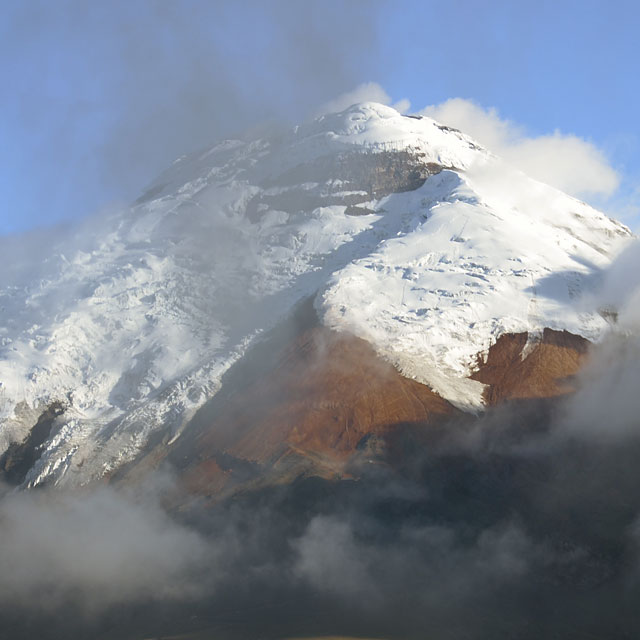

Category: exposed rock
[264, 149, 443, 194]
[246, 150, 447, 222]
[0, 401, 65, 486]
[472, 329, 590, 405]
[344, 204, 378, 216]
[171, 326, 592, 499]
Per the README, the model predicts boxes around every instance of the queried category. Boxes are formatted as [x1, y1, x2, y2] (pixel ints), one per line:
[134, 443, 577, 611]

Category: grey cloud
[0, 481, 213, 614]
[292, 515, 372, 598]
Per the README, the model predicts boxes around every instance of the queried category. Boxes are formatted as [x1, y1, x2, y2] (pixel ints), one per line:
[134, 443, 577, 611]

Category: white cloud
[391, 97, 411, 114]
[600, 183, 640, 231]
[420, 98, 620, 199]
[597, 238, 640, 329]
[317, 82, 410, 116]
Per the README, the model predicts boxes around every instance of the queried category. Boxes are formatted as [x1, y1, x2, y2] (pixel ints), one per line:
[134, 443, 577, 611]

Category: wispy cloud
[421, 97, 620, 200]
[317, 81, 410, 115]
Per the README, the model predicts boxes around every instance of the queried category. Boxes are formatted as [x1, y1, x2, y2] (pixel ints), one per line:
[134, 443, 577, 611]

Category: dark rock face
[265, 149, 445, 193]
[246, 150, 448, 221]
[0, 401, 65, 486]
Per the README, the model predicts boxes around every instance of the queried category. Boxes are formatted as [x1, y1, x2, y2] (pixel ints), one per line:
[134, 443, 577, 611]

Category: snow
[316, 162, 629, 410]
[0, 102, 632, 485]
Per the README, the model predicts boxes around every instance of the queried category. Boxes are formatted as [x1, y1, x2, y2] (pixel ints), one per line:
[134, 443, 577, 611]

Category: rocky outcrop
[472, 329, 590, 405]
[246, 150, 447, 221]
[0, 401, 65, 486]
[265, 149, 444, 194]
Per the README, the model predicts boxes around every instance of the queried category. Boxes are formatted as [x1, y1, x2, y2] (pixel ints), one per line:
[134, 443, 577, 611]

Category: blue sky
[2, 0, 639, 235]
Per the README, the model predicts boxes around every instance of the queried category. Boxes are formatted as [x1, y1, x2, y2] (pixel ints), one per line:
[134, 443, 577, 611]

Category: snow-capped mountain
[0, 102, 631, 489]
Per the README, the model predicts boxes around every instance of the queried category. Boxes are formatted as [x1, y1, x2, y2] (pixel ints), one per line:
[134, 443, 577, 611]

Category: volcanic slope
[0, 102, 631, 488]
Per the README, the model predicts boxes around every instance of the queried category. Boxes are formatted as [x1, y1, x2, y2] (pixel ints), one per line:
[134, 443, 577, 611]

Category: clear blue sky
[2, 0, 639, 235]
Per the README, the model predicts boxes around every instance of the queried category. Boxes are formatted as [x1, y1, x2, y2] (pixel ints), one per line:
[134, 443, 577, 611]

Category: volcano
[0, 102, 631, 492]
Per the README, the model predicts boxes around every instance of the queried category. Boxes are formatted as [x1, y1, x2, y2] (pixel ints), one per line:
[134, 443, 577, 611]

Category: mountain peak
[0, 102, 632, 488]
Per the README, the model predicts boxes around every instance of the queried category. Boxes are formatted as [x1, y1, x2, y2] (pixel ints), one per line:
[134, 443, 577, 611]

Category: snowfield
[0, 102, 632, 486]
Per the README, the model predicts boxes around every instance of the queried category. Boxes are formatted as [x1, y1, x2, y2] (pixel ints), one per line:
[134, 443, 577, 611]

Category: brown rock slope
[160, 307, 591, 499]
[176, 324, 457, 497]
[473, 329, 590, 405]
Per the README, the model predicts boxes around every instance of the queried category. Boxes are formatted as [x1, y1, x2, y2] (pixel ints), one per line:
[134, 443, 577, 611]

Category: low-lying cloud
[594, 238, 640, 328]
[0, 482, 212, 615]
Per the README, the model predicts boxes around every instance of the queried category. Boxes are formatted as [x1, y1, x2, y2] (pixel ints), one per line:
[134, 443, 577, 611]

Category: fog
[0, 480, 212, 614]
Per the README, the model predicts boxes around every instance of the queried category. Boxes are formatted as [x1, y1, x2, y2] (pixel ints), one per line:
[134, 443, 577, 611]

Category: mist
[0, 480, 212, 614]
[3, 0, 381, 233]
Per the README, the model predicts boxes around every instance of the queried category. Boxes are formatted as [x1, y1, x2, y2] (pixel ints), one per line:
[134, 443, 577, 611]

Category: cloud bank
[558, 238, 640, 441]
